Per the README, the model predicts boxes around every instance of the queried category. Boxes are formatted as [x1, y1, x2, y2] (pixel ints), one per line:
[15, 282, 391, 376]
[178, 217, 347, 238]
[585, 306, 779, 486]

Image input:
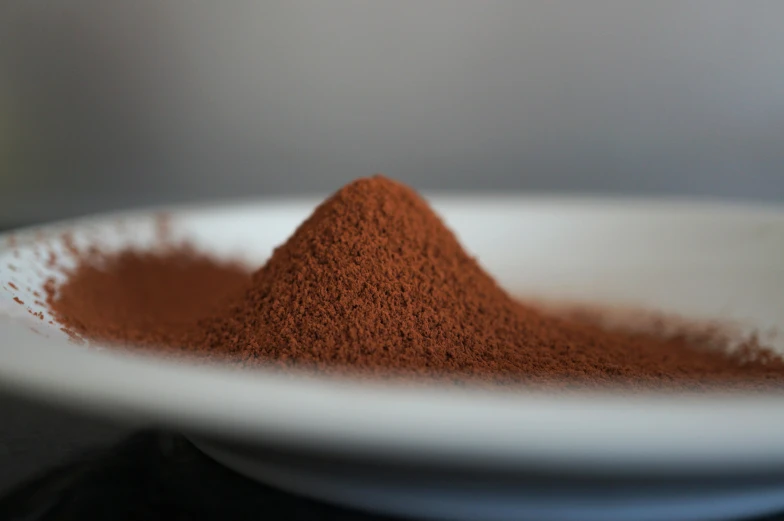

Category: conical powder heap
[196, 176, 784, 386]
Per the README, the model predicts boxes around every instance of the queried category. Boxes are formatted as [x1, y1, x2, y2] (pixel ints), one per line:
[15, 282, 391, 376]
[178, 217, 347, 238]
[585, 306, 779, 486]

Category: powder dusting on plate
[34, 176, 784, 391]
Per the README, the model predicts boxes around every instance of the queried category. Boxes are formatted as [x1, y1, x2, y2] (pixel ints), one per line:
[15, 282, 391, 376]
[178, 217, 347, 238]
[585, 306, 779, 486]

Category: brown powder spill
[46, 246, 250, 349]
[525, 299, 769, 355]
[42, 176, 784, 391]
[8, 282, 18, 291]
[13, 297, 24, 305]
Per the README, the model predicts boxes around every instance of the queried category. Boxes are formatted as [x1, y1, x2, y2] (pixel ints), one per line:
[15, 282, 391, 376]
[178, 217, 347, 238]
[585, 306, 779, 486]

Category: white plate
[2, 196, 784, 521]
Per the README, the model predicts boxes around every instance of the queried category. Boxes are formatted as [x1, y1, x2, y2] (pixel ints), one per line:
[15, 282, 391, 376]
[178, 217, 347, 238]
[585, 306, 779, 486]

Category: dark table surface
[2, 395, 784, 521]
[0, 393, 123, 495]
[0, 424, 404, 521]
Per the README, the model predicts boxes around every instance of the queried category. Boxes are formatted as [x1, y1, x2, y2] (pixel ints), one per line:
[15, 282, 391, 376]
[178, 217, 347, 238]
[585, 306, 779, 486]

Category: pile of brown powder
[44, 176, 784, 390]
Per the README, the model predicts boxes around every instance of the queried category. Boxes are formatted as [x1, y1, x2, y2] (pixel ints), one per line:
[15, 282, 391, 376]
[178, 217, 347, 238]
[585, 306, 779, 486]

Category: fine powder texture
[45, 176, 784, 390]
[46, 247, 250, 349]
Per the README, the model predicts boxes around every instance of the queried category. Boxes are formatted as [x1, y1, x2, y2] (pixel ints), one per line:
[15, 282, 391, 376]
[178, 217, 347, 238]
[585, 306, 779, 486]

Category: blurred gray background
[1, 0, 783, 226]
[0, 0, 784, 493]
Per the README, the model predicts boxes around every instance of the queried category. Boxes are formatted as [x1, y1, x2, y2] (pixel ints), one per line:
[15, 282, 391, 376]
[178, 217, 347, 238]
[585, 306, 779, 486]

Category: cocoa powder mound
[194, 176, 784, 389]
[42, 176, 784, 390]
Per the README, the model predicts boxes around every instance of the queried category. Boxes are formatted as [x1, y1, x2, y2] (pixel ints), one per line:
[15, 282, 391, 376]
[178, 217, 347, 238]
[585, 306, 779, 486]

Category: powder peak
[299, 174, 435, 235]
[335, 174, 407, 195]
